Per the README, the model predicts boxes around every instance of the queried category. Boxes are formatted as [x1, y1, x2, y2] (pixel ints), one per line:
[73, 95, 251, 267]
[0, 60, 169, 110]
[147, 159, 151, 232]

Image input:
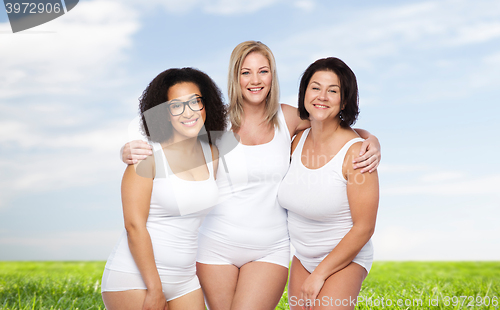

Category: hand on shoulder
[343, 141, 378, 182]
[121, 140, 153, 165]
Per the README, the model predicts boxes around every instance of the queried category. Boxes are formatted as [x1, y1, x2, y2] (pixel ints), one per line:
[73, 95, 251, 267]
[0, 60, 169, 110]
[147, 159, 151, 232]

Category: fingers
[354, 155, 379, 173]
[300, 288, 318, 310]
[130, 140, 153, 150]
[299, 290, 308, 310]
[366, 154, 380, 172]
[353, 144, 375, 164]
[142, 290, 167, 310]
[134, 145, 153, 158]
[131, 149, 154, 158]
[358, 140, 369, 157]
[130, 141, 153, 156]
[353, 144, 381, 173]
[126, 154, 150, 165]
[123, 140, 153, 165]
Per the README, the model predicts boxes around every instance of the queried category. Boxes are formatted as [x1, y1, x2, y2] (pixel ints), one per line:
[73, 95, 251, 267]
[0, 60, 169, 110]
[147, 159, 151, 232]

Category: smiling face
[304, 70, 342, 123]
[239, 52, 272, 107]
[166, 82, 206, 142]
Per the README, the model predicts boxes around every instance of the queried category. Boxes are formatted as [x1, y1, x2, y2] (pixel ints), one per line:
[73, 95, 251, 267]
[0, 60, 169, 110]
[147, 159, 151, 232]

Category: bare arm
[121, 165, 166, 310]
[281, 104, 310, 138]
[299, 142, 379, 304]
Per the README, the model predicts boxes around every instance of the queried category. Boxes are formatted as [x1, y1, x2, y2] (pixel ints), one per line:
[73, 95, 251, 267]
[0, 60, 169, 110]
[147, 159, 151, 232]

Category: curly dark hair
[298, 57, 359, 128]
[139, 67, 227, 143]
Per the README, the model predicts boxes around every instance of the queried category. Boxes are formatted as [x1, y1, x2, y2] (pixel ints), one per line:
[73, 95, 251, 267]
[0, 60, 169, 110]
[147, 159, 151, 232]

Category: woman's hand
[142, 289, 168, 310]
[121, 140, 153, 165]
[353, 134, 381, 173]
[300, 273, 326, 310]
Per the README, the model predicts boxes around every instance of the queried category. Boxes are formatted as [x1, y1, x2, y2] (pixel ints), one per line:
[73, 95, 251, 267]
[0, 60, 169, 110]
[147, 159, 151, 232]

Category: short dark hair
[298, 57, 359, 128]
[139, 67, 227, 143]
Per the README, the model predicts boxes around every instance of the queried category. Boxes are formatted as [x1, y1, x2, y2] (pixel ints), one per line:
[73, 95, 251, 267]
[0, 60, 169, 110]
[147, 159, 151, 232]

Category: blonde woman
[121, 41, 381, 310]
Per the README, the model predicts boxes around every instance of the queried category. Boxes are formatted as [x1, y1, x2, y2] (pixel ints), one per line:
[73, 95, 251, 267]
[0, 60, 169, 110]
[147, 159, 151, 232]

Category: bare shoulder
[341, 128, 364, 170]
[344, 127, 362, 140]
[281, 103, 297, 114]
[345, 141, 363, 161]
[343, 139, 379, 180]
[135, 152, 155, 179]
[281, 103, 298, 123]
[280, 103, 302, 124]
[281, 103, 311, 137]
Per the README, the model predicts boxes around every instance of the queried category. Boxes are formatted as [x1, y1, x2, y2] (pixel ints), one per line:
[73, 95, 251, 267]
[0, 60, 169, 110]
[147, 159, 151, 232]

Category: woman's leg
[196, 262, 240, 310]
[230, 261, 288, 310]
[167, 288, 205, 310]
[102, 290, 148, 310]
[103, 289, 205, 310]
[314, 262, 366, 310]
[288, 256, 310, 310]
[288, 256, 367, 310]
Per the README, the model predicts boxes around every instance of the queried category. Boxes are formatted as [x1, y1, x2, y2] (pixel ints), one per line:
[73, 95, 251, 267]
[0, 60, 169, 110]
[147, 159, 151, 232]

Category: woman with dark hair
[101, 67, 226, 310]
[278, 57, 379, 310]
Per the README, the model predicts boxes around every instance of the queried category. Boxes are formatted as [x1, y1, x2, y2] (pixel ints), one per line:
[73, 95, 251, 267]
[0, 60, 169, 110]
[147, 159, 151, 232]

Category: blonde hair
[228, 41, 280, 131]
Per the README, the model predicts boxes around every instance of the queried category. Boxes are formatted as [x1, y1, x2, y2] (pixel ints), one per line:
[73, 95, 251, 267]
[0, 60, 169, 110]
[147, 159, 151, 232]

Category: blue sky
[0, 0, 499, 261]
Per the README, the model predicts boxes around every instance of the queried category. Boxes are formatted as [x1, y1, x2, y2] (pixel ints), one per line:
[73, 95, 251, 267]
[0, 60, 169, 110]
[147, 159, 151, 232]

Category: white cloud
[419, 171, 464, 183]
[0, 230, 120, 247]
[0, 119, 130, 151]
[123, 0, 284, 15]
[377, 164, 430, 173]
[0, 0, 141, 200]
[273, 0, 500, 106]
[203, 0, 283, 15]
[124, 0, 199, 14]
[278, 0, 500, 62]
[0, 0, 140, 99]
[0, 230, 122, 260]
[373, 224, 500, 260]
[484, 51, 500, 65]
[382, 174, 500, 196]
[0, 123, 128, 196]
[449, 21, 500, 46]
[293, 0, 316, 12]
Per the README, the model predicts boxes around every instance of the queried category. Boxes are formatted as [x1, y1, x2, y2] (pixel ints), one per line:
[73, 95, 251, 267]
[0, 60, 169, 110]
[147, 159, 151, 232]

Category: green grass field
[1, 261, 499, 309]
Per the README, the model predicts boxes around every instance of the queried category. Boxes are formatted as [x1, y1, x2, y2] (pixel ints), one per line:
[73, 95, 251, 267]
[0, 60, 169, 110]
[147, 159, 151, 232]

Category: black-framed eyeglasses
[167, 96, 205, 116]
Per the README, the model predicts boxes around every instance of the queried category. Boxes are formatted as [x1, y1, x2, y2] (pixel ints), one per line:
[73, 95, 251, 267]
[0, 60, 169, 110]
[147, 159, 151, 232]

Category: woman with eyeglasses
[101, 67, 226, 310]
[121, 41, 381, 310]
